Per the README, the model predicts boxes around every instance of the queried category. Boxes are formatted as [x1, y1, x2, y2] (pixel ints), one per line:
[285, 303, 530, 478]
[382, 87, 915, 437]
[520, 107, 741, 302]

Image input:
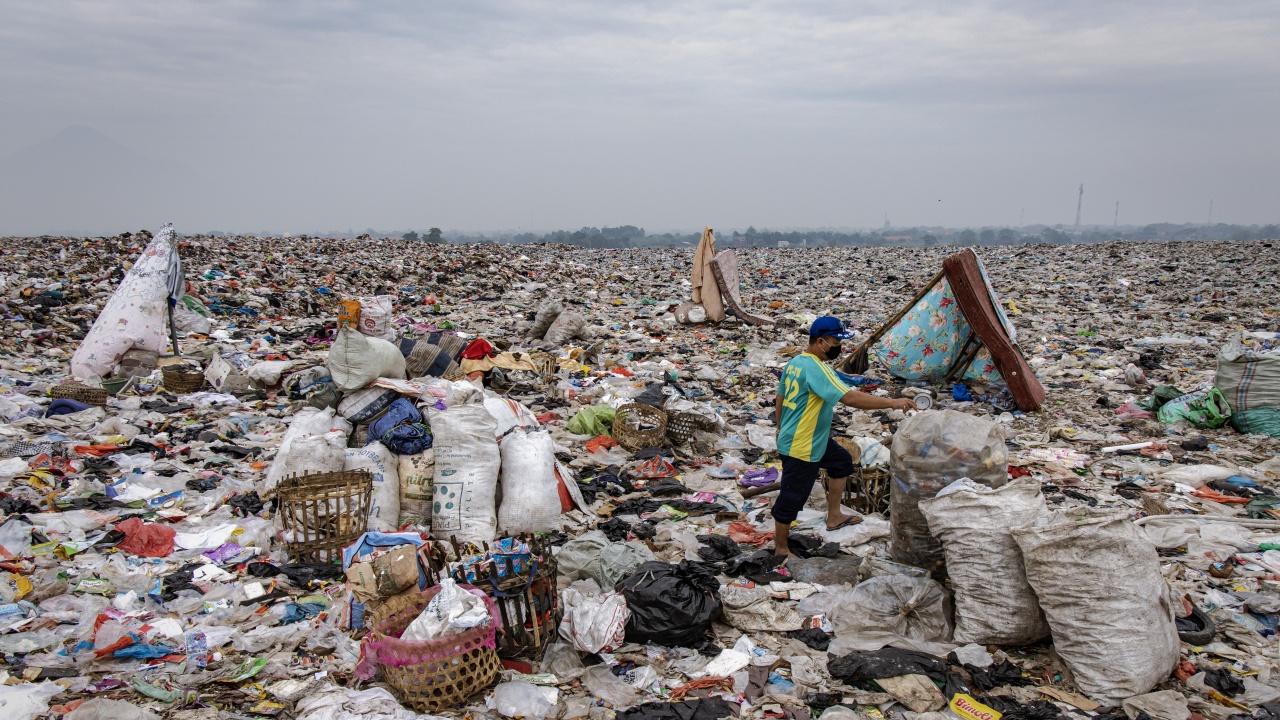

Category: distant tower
[1207, 200, 1213, 225]
[883, 213, 890, 229]
[1114, 201, 1119, 227]
[1074, 184, 1084, 232]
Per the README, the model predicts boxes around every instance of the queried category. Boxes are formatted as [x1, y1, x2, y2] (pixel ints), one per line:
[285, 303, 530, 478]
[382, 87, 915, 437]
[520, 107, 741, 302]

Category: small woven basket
[50, 382, 107, 406]
[844, 467, 891, 515]
[361, 585, 501, 712]
[277, 470, 372, 563]
[529, 352, 557, 377]
[666, 411, 717, 445]
[612, 403, 668, 450]
[162, 364, 206, 393]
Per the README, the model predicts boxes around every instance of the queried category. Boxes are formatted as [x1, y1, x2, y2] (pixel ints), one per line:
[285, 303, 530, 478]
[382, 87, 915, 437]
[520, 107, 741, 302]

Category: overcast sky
[1, 1, 1277, 235]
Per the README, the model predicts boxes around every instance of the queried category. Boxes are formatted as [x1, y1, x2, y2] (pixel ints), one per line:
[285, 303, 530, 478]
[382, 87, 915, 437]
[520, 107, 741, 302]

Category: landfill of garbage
[1, 226, 1279, 720]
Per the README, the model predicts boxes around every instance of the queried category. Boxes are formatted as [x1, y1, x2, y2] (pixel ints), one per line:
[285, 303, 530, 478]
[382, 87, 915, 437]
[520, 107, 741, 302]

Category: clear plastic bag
[827, 575, 954, 657]
[889, 410, 1009, 577]
[493, 680, 553, 720]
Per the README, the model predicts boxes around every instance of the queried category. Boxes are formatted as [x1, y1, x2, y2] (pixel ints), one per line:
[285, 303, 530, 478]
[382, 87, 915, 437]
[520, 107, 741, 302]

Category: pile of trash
[0, 226, 1278, 720]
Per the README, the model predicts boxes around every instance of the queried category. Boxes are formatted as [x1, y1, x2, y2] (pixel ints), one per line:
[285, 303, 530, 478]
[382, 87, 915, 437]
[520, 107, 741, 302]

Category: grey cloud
[0, 0, 1276, 234]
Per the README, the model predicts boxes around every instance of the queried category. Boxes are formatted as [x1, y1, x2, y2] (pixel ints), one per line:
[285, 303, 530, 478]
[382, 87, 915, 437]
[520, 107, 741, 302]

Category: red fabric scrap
[461, 338, 496, 360]
[729, 521, 775, 547]
[114, 517, 176, 557]
[584, 436, 617, 453]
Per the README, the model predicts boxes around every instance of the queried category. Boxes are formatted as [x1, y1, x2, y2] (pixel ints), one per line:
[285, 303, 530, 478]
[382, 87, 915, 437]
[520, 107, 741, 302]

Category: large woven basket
[361, 585, 501, 712]
[162, 364, 206, 393]
[277, 470, 372, 563]
[612, 403, 668, 450]
[50, 382, 107, 406]
[666, 411, 718, 445]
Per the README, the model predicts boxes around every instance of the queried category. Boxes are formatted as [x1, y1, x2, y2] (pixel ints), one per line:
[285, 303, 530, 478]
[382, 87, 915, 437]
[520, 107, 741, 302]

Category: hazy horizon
[2, 1, 1277, 235]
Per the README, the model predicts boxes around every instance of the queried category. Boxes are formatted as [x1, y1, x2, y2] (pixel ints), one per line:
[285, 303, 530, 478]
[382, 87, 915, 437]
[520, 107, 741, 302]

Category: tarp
[710, 249, 773, 326]
[691, 227, 725, 323]
[865, 248, 1045, 411]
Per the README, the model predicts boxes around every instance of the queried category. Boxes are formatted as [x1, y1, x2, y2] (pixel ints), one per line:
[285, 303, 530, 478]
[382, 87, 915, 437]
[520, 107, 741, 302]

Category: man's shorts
[770, 438, 855, 524]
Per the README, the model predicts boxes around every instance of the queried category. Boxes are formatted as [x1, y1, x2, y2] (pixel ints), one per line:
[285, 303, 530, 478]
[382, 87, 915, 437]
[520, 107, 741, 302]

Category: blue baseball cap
[809, 316, 854, 339]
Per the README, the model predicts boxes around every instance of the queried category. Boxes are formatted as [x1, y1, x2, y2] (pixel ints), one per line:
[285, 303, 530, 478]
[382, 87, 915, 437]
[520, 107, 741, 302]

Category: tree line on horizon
[397, 222, 1280, 248]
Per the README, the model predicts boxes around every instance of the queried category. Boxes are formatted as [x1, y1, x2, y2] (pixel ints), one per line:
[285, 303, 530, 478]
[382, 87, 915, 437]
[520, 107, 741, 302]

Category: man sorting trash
[773, 316, 916, 558]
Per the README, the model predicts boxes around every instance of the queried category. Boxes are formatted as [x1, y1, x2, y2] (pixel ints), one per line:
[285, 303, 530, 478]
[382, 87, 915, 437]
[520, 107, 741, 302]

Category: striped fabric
[399, 333, 467, 378]
[165, 227, 184, 302]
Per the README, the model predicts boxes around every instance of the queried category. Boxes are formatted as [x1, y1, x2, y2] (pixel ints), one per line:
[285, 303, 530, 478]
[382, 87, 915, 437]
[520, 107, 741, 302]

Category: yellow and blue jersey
[776, 352, 851, 461]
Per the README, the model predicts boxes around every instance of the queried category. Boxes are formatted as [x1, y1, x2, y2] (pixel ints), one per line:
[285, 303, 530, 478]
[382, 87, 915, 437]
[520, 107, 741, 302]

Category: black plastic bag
[696, 534, 742, 562]
[617, 561, 721, 647]
[615, 698, 733, 720]
[828, 648, 949, 688]
[786, 627, 831, 651]
[600, 517, 633, 542]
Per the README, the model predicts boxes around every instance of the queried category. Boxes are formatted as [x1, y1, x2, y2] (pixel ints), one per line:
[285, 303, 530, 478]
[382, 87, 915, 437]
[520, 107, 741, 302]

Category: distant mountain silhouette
[0, 125, 198, 236]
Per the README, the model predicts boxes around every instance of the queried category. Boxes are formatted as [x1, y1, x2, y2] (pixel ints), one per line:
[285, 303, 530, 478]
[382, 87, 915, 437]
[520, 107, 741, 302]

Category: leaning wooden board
[710, 249, 773, 326]
[943, 249, 1046, 411]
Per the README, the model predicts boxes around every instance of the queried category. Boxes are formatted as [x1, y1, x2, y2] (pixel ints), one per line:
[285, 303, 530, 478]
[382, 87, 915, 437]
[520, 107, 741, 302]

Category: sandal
[825, 516, 864, 531]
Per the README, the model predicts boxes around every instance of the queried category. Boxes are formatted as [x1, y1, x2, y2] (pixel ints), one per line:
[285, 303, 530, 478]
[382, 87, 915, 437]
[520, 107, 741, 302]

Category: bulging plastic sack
[560, 586, 629, 654]
[344, 443, 400, 533]
[557, 531, 656, 589]
[357, 295, 398, 341]
[920, 478, 1050, 645]
[616, 561, 721, 647]
[328, 326, 406, 392]
[263, 407, 351, 492]
[398, 450, 434, 528]
[827, 575, 954, 657]
[1012, 508, 1179, 704]
[890, 409, 1009, 577]
[545, 309, 589, 345]
[428, 404, 500, 543]
[498, 429, 561, 534]
[70, 225, 177, 381]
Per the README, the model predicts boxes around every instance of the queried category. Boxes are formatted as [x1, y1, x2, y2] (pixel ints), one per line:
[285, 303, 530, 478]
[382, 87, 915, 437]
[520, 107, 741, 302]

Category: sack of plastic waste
[428, 403, 500, 543]
[920, 477, 1050, 645]
[1012, 508, 1180, 704]
[498, 428, 561, 533]
[890, 409, 1009, 577]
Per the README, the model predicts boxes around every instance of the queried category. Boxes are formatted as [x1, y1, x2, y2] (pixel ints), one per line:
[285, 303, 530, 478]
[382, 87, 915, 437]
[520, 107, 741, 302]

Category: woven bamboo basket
[422, 534, 561, 660]
[362, 585, 501, 712]
[612, 403, 668, 450]
[50, 382, 107, 406]
[529, 352, 557, 377]
[823, 436, 891, 515]
[277, 470, 372, 563]
[666, 411, 718, 445]
[162, 364, 206, 393]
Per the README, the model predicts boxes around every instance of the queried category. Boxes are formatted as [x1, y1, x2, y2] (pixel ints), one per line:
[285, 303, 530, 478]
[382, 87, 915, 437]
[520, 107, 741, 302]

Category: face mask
[824, 340, 842, 360]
